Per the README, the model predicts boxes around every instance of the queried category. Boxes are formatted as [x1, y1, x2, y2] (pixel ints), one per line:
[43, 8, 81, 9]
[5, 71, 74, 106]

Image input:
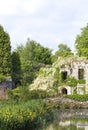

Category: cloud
[0, 0, 88, 52]
[22, 0, 46, 15]
[0, 0, 19, 15]
[0, 0, 47, 15]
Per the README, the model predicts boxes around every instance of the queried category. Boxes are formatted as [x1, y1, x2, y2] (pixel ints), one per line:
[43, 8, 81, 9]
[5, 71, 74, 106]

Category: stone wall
[0, 79, 13, 99]
[0, 86, 8, 99]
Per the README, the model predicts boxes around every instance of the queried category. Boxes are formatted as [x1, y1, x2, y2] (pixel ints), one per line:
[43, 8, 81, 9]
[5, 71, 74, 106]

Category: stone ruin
[30, 56, 88, 95]
[59, 56, 88, 95]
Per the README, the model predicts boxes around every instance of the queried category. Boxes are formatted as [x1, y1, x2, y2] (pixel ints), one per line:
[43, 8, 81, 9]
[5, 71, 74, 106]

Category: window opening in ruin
[61, 71, 67, 81]
[78, 69, 84, 80]
[62, 88, 67, 95]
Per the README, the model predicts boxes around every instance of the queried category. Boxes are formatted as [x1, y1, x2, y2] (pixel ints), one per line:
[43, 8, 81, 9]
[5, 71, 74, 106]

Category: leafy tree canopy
[15, 38, 52, 85]
[75, 23, 88, 57]
[53, 43, 73, 61]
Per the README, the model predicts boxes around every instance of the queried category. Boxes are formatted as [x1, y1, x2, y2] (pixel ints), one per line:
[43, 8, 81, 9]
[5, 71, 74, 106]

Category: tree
[53, 44, 73, 61]
[11, 52, 21, 86]
[15, 38, 52, 85]
[75, 23, 88, 57]
[24, 38, 52, 65]
[38, 47, 52, 64]
[0, 25, 11, 76]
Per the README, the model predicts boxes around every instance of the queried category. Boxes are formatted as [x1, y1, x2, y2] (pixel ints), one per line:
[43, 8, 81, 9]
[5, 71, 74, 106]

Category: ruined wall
[0, 86, 8, 99]
[29, 56, 88, 95]
[71, 61, 86, 80]
[60, 58, 88, 94]
[71, 61, 88, 93]
[84, 64, 88, 93]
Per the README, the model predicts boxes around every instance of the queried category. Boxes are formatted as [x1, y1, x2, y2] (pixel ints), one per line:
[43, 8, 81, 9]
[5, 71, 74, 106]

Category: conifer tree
[0, 25, 11, 76]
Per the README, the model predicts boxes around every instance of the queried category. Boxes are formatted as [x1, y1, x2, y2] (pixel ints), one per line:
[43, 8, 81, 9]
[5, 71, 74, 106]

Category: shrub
[0, 74, 6, 82]
[61, 103, 70, 109]
[7, 87, 57, 101]
[66, 94, 88, 102]
[66, 77, 78, 87]
[0, 100, 54, 130]
[78, 79, 86, 84]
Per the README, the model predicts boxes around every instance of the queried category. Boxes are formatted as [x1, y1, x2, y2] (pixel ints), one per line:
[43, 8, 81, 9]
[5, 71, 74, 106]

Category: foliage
[0, 25, 11, 76]
[66, 94, 88, 101]
[64, 77, 78, 94]
[61, 102, 70, 109]
[0, 74, 6, 82]
[53, 44, 73, 61]
[0, 100, 54, 130]
[66, 77, 78, 87]
[28, 90, 51, 99]
[75, 23, 88, 57]
[54, 70, 78, 87]
[78, 79, 85, 84]
[15, 38, 52, 85]
[77, 48, 88, 57]
[54, 68, 62, 85]
[7, 86, 30, 102]
[11, 52, 21, 86]
[7, 86, 57, 102]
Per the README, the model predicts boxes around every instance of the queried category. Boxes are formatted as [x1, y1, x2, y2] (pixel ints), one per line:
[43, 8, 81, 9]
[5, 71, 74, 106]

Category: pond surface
[42, 109, 88, 130]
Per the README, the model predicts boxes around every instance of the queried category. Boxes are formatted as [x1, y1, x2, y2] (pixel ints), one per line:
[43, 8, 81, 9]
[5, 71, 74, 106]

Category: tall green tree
[24, 39, 52, 65]
[15, 38, 52, 85]
[11, 52, 21, 86]
[53, 43, 73, 61]
[0, 25, 11, 76]
[75, 23, 88, 57]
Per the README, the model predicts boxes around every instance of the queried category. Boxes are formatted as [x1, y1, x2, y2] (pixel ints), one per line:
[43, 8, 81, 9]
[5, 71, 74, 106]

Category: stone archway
[62, 88, 67, 95]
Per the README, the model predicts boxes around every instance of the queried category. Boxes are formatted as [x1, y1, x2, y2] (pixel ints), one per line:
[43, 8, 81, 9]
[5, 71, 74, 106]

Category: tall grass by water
[0, 99, 53, 130]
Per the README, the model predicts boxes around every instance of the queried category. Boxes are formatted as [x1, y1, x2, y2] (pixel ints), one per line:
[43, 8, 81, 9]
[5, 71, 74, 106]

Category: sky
[0, 0, 88, 53]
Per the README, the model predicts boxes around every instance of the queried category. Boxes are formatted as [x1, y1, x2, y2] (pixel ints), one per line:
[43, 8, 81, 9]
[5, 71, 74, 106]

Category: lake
[41, 109, 88, 130]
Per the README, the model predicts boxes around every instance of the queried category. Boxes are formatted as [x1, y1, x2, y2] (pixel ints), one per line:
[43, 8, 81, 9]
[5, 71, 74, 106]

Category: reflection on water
[42, 109, 88, 130]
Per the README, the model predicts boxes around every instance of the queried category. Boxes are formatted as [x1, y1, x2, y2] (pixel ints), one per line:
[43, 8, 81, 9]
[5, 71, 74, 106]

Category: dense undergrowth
[0, 86, 54, 130]
[0, 99, 54, 130]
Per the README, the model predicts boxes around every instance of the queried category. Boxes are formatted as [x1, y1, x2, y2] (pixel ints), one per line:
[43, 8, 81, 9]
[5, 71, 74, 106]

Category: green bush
[66, 77, 78, 87]
[7, 87, 56, 101]
[7, 86, 31, 101]
[61, 103, 70, 109]
[66, 94, 88, 102]
[78, 79, 86, 84]
[28, 90, 48, 99]
[0, 74, 6, 82]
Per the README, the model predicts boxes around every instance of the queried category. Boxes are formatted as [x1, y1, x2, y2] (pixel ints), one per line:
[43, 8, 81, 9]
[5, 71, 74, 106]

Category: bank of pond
[0, 99, 88, 130]
[41, 109, 88, 130]
[1, 89, 88, 130]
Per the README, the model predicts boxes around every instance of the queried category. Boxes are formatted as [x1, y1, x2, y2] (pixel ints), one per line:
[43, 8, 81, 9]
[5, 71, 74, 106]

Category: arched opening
[62, 88, 67, 95]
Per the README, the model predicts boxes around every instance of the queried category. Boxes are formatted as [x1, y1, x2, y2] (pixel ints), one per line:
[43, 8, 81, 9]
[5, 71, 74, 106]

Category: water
[42, 109, 88, 130]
